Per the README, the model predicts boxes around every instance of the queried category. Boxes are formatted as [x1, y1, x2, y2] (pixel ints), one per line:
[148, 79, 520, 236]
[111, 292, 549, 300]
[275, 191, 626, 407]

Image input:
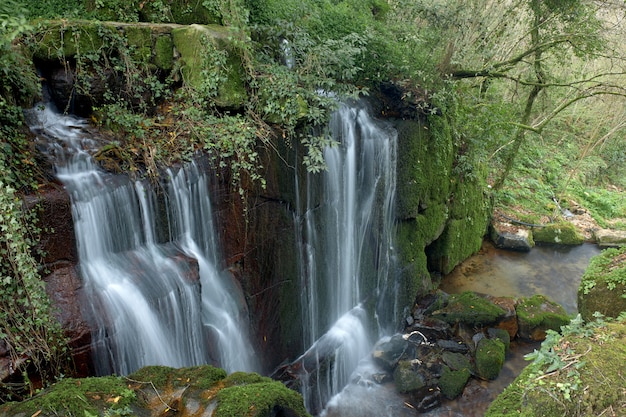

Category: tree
[427, 0, 626, 190]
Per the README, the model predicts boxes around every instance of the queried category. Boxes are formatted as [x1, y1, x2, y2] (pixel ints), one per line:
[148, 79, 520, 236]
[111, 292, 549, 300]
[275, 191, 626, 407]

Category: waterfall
[295, 103, 398, 413]
[29, 104, 256, 376]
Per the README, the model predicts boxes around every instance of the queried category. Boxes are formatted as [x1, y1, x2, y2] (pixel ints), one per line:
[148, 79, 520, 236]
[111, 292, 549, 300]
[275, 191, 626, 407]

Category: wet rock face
[44, 262, 93, 377]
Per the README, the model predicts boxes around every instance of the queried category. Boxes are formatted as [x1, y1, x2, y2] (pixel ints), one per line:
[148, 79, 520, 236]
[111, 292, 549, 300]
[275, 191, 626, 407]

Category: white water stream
[295, 103, 398, 413]
[28, 104, 256, 376]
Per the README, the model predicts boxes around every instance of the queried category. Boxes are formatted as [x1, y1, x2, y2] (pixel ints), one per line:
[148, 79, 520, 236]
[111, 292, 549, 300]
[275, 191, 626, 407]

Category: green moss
[128, 365, 227, 391]
[395, 119, 453, 220]
[533, 222, 584, 245]
[31, 22, 106, 60]
[516, 295, 570, 340]
[393, 360, 426, 393]
[438, 366, 471, 399]
[224, 372, 272, 386]
[475, 338, 505, 380]
[215, 381, 311, 417]
[124, 26, 152, 63]
[153, 35, 173, 70]
[171, 24, 246, 108]
[577, 247, 626, 321]
[1, 376, 134, 417]
[432, 291, 506, 327]
[487, 321, 626, 417]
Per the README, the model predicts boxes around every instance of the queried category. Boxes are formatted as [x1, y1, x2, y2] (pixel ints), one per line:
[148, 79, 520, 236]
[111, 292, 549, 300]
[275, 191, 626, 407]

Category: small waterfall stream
[28, 104, 256, 376]
[295, 103, 398, 413]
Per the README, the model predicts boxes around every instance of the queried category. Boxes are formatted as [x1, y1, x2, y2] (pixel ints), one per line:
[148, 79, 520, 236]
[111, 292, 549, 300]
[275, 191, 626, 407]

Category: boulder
[577, 247, 626, 321]
[592, 229, 626, 247]
[489, 223, 534, 252]
[516, 295, 570, 341]
[0, 365, 312, 417]
[431, 291, 506, 327]
[474, 338, 505, 380]
[438, 367, 471, 399]
[533, 222, 584, 245]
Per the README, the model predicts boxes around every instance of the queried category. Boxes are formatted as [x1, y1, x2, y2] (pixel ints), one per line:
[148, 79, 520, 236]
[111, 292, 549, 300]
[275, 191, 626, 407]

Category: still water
[440, 240, 602, 314]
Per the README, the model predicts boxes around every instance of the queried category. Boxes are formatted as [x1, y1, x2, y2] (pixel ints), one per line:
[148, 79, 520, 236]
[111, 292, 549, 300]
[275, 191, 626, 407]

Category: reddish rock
[44, 262, 93, 377]
[25, 186, 77, 265]
[486, 295, 518, 339]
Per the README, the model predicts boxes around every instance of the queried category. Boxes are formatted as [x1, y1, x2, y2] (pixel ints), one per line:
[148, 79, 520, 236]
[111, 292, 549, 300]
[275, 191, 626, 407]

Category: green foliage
[0, 175, 69, 402]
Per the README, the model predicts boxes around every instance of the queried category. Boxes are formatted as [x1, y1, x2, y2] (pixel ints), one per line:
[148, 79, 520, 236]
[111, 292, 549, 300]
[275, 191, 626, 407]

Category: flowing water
[28, 104, 256, 375]
[294, 103, 398, 413]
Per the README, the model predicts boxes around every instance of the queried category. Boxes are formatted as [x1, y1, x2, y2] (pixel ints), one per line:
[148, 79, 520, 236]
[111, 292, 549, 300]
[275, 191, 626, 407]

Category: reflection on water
[440, 241, 602, 314]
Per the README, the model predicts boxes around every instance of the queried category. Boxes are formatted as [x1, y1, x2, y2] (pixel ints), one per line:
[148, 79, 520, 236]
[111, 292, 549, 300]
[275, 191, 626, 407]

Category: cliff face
[7, 20, 491, 377]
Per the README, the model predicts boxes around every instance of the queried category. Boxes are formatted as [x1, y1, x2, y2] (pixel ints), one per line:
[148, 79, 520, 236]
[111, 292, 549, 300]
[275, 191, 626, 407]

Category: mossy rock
[393, 360, 426, 393]
[431, 291, 506, 327]
[30, 21, 107, 60]
[171, 24, 247, 108]
[486, 321, 626, 417]
[516, 295, 570, 341]
[215, 380, 311, 417]
[475, 338, 505, 380]
[533, 222, 584, 245]
[0, 376, 135, 417]
[488, 327, 511, 352]
[438, 366, 471, 399]
[577, 247, 626, 321]
[0, 366, 311, 417]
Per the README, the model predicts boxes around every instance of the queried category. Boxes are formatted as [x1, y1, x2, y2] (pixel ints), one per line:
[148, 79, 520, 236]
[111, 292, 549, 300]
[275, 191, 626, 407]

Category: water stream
[28, 104, 257, 376]
[294, 103, 398, 413]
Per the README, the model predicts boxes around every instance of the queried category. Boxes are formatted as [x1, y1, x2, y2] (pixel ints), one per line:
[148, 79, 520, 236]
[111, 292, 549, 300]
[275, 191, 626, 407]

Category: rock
[489, 223, 534, 252]
[441, 351, 471, 372]
[372, 335, 411, 371]
[393, 360, 427, 393]
[43, 262, 93, 377]
[592, 229, 626, 247]
[408, 386, 442, 412]
[533, 222, 584, 245]
[516, 295, 570, 341]
[486, 322, 626, 417]
[406, 317, 453, 341]
[485, 295, 518, 339]
[436, 339, 469, 353]
[475, 338, 505, 380]
[438, 367, 471, 399]
[0, 365, 311, 417]
[487, 328, 511, 352]
[577, 247, 626, 321]
[431, 291, 506, 327]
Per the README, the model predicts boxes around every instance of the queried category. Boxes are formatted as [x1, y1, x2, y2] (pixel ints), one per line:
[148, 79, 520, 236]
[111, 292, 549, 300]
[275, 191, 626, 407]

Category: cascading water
[28, 104, 256, 376]
[295, 103, 398, 413]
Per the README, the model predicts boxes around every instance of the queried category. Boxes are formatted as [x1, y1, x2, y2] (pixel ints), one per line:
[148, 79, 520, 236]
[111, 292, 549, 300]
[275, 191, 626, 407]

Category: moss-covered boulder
[438, 367, 471, 399]
[475, 338, 506, 380]
[516, 295, 570, 341]
[578, 247, 626, 321]
[486, 319, 626, 417]
[393, 360, 427, 393]
[0, 376, 135, 417]
[0, 366, 311, 417]
[431, 291, 506, 327]
[171, 24, 247, 109]
[533, 222, 584, 245]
